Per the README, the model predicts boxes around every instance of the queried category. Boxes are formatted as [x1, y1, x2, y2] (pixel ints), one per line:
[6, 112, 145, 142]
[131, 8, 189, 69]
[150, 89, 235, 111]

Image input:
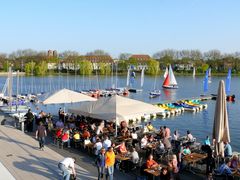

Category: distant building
[48, 50, 53, 57]
[84, 55, 113, 70]
[129, 54, 151, 61]
[129, 54, 151, 70]
[53, 50, 58, 57]
[175, 63, 194, 71]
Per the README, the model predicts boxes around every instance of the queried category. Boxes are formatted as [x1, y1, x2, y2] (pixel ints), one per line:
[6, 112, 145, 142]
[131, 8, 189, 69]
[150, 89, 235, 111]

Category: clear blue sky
[1, 0, 240, 57]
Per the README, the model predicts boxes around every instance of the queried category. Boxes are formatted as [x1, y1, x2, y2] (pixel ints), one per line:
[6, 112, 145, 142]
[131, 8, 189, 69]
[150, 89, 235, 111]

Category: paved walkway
[0, 125, 97, 180]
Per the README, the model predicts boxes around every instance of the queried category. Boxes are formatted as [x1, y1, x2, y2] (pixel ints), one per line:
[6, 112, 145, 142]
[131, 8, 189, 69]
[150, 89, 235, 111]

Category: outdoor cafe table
[183, 152, 207, 174]
[144, 164, 167, 180]
[115, 154, 130, 161]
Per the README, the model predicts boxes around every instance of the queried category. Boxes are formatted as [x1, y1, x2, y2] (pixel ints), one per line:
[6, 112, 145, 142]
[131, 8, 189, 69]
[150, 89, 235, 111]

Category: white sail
[126, 68, 130, 87]
[163, 67, 168, 78]
[140, 67, 145, 88]
[168, 65, 177, 85]
[208, 68, 211, 77]
[193, 67, 196, 77]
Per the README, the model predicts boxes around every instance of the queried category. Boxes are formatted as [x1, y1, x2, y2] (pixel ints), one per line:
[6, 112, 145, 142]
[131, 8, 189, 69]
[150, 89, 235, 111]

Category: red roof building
[129, 54, 151, 61]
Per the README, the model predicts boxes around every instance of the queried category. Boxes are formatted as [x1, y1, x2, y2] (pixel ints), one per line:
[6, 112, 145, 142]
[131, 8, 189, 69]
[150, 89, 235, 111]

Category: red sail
[162, 74, 170, 86]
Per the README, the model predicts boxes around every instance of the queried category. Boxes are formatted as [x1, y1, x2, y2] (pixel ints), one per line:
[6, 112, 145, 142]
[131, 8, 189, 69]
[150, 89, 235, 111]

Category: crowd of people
[27, 108, 238, 180]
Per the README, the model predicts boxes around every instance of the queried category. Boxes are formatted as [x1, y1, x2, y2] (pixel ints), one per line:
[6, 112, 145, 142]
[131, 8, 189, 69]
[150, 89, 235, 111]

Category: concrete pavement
[0, 125, 97, 180]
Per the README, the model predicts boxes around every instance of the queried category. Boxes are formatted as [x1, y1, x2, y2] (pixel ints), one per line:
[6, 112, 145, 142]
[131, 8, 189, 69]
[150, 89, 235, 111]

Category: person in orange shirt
[105, 147, 115, 180]
[82, 128, 91, 139]
[146, 154, 159, 169]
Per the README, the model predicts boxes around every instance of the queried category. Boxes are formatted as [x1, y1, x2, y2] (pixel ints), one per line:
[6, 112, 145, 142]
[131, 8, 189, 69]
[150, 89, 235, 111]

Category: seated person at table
[118, 141, 128, 154]
[143, 123, 149, 133]
[230, 155, 239, 169]
[146, 154, 159, 169]
[55, 120, 64, 128]
[160, 167, 171, 180]
[56, 128, 63, 138]
[148, 134, 155, 143]
[92, 135, 99, 144]
[224, 142, 233, 157]
[121, 127, 130, 137]
[73, 131, 80, 142]
[106, 122, 114, 133]
[130, 147, 139, 164]
[217, 158, 234, 179]
[82, 128, 91, 139]
[90, 123, 96, 132]
[147, 122, 154, 131]
[204, 136, 211, 146]
[173, 130, 179, 141]
[141, 135, 148, 148]
[103, 136, 112, 150]
[186, 130, 194, 142]
[94, 138, 103, 155]
[61, 130, 70, 148]
[182, 146, 191, 155]
[131, 130, 138, 147]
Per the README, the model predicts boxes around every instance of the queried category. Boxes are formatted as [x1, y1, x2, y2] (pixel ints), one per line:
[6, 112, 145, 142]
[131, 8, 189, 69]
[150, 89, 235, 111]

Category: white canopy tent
[68, 95, 164, 123]
[42, 88, 97, 105]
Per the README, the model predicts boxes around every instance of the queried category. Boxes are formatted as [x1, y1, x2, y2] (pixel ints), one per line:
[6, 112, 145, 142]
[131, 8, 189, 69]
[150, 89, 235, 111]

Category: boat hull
[162, 85, 178, 89]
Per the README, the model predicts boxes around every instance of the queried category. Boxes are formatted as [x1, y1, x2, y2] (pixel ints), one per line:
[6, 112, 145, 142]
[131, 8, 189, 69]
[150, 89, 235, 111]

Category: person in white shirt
[141, 135, 148, 148]
[143, 123, 149, 133]
[58, 157, 76, 180]
[103, 136, 112, 150]
[187, 130, 193, 141]
[94, 139, 103, 155]
[131, 130, 138, 147]
[130, 148, 139, 164]
[173, 130, 179, 141]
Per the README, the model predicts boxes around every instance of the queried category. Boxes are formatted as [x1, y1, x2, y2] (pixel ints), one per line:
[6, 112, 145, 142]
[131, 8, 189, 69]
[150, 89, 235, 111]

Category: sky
[1, 0, 240, 57]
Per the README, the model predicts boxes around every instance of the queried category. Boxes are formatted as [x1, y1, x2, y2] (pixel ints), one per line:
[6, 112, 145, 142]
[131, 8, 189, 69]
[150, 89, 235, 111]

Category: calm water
[1, 74, 239, 151]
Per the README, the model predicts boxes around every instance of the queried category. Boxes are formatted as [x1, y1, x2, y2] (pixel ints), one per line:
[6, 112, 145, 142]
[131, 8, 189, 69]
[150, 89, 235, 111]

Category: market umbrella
[42, 88, 97, 105]
[212, 80, 230, 157]
[42, 88, 97, 121]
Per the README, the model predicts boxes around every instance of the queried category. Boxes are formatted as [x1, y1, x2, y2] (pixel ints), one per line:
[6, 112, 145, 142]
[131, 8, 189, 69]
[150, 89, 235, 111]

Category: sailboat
[208, 68, 212, 83]
[162, 65, 178, 89]
[149, 68, 161, 98]
[128, 66, 143, 93]
[193, 67, 196, 77]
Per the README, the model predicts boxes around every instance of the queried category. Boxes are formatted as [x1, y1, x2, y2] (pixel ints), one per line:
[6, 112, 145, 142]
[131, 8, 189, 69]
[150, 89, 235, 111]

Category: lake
[1, 74, 239, 151]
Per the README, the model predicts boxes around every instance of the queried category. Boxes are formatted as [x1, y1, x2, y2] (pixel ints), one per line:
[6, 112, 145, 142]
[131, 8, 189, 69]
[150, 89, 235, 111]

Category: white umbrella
[212, 80, 230, 158]
[42, 88, 96, 105]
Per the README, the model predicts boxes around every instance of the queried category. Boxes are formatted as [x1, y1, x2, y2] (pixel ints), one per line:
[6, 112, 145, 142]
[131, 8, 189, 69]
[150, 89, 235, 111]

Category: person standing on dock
[24, 109, 34, 132]
[35, 121, 47, 150]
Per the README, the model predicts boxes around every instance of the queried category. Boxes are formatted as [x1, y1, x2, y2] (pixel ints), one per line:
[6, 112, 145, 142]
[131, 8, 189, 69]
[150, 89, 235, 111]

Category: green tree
[98, 63, 111, 75]
[25, 62, 36, 75]
[35, 61, 47, 75]
[117, 60, 128, 72]
[79, 60, 93, 75]
[147, 59, 160, 75]
[202, 64, 209, 73]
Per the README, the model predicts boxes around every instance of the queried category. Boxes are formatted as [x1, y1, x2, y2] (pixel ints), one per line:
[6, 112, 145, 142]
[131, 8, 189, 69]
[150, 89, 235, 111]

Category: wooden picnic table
[115, 154, 130, 161]
[183, 153, 207, 174]
[183, 152, 207, 164]
[144, 164, 167, 177]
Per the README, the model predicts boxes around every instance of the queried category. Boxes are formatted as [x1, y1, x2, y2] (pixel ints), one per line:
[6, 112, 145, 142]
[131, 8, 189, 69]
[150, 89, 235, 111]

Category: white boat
[149, 90, 161, 98]
[162, 65, 178, 89]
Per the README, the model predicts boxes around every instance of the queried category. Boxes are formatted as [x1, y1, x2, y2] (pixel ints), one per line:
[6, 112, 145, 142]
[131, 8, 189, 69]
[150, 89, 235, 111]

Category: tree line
[0, 49, 240, 76]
